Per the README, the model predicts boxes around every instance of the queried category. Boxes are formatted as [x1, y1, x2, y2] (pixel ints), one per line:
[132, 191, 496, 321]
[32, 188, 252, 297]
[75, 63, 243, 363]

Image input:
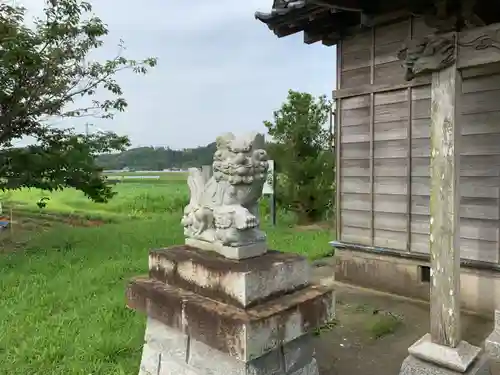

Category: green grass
[365, 313, 403, 339]
[0, 173, 334, 374]
[1, 182, 189, 221]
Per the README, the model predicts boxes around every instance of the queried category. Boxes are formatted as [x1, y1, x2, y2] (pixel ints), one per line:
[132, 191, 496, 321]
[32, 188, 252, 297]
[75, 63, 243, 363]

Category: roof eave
[254, 0, 367, 45]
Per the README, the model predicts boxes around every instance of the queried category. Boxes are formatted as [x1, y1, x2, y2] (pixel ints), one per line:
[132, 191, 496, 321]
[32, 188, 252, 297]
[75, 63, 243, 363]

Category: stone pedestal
[126, 245, 335, 375]
[399, 334, 490, 375]
[185, 238, 267, 260]
[485, 310, 500, 362]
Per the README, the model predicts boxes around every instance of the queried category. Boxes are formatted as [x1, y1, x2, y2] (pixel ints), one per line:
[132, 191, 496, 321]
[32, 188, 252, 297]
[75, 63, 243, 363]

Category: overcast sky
[23, 0, 336, 149]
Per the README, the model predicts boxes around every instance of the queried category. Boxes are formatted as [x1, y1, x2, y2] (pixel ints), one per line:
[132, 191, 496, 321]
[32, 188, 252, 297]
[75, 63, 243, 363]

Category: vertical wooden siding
[340, 26, 371, 245]
[459, 71, 500, 263]
[337, 17, 500, 264]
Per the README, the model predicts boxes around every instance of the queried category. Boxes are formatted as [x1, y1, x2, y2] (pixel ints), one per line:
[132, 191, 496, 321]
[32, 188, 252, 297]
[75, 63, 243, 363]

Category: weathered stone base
[128, 247, 334, 375]
[399, 353, 491, 375]
[127, 277, 335, 361]
[148, 246, 311, 308]
[408, 334, 482, 372]
[139, 317, 319, 375]
[185, 238, 266, 259]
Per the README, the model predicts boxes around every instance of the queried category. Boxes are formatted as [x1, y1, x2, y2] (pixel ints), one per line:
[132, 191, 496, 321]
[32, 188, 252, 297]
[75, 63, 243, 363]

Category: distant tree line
[95, 143, 217, 171]
[95, 141, 283, 171]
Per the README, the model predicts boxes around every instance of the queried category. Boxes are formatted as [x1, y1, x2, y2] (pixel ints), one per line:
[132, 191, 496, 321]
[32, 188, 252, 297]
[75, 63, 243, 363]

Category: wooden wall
[336, 17, 500, 264]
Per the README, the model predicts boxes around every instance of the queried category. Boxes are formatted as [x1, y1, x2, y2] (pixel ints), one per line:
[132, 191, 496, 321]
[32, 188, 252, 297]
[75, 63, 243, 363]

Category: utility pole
[85, 123, 89, 136]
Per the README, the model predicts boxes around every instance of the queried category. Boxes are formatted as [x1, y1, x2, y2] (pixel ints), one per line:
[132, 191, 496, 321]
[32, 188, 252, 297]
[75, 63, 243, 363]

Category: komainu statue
[181, 132, 269, 259]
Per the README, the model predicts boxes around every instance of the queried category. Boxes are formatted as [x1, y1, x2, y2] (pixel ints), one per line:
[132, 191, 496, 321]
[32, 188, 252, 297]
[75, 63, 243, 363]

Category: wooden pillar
[335, 40, 342, 241]
[429, 63, 462, 348]
[369, 27, 375, 246]
[399, 29, 489, 375]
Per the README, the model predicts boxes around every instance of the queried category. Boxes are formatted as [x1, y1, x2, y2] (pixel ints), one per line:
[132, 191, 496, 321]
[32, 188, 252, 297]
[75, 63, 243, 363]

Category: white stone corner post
[399, 33, 490, 375]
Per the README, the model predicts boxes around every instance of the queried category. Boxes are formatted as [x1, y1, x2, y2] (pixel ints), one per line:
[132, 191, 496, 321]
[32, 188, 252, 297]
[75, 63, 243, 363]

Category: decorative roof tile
[255, 0, 307, 21]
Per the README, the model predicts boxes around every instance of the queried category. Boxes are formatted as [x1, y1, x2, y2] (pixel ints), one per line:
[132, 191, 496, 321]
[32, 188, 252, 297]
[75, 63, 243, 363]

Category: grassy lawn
[0, 173, 334, 374]
[1, 180, 188, 221]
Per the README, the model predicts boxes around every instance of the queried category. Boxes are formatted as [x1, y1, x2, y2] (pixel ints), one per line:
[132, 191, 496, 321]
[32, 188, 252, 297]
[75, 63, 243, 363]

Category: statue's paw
[245, 215, 258, 228]
[235, 214, 258, 229]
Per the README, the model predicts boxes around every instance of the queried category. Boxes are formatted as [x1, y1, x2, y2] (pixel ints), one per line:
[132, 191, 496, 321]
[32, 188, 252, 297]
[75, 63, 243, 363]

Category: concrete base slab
[139, 317, 320, 375]
[408, 334, 482, 372]
[399, 353, 491, 375]
[186, 238, 267, 260]
[330, 243, 500, 317]
[148, 246, 311, 308]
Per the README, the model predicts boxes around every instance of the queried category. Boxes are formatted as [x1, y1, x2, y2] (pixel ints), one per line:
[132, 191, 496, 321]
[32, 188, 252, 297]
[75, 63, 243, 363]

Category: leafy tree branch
[0, 0, 157, 201]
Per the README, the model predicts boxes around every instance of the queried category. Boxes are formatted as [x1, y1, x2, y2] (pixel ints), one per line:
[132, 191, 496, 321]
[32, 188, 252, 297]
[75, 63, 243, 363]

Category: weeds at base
[313, 319, 339, 336]
[365, 313, 403, 339]
[334, 299, 404, 340]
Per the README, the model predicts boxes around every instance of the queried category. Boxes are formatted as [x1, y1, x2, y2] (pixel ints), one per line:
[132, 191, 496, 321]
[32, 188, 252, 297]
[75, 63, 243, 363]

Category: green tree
[0, 0, 157, 201]
[264, 90, 334, 224]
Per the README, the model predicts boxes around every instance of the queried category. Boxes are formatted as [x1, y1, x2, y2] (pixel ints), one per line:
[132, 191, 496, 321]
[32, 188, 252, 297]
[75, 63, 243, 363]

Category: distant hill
[95, 143, 217, 171]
